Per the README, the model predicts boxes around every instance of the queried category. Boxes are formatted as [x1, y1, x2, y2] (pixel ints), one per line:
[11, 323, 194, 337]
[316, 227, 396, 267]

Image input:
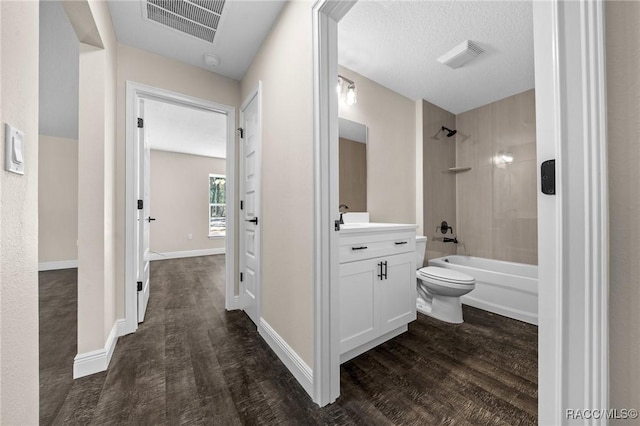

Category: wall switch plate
[5, 123, 25, 175]
[187, 233, 193, 240]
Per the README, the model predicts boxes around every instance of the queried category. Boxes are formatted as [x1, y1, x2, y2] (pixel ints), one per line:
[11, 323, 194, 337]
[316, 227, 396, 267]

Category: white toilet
[415, 236, 475, 324]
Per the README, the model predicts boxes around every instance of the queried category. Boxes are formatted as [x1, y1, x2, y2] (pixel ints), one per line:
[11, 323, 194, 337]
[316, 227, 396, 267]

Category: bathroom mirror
[338, 118, 367, 212]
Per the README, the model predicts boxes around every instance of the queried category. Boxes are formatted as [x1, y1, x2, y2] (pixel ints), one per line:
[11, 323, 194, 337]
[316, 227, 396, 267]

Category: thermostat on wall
[5, 123, 25, 175]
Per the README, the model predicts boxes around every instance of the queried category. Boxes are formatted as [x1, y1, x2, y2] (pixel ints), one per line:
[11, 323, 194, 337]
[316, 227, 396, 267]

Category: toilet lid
[417, 266, 475, 284]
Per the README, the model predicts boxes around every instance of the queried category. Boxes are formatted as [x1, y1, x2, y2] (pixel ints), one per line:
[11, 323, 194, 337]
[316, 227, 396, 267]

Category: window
[209, 174, 226, 237]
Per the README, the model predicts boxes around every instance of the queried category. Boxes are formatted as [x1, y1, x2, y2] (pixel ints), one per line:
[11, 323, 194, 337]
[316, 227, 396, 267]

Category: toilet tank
[416, 236, 427, 268]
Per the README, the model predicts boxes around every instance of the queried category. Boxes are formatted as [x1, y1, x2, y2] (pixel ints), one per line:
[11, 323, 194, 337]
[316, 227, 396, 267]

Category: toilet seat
[417, 266, 475, 285]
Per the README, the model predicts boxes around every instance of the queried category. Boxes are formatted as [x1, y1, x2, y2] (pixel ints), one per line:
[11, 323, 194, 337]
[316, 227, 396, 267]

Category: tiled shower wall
[422, 100, 457, 262]
[455, 89, 537, 265]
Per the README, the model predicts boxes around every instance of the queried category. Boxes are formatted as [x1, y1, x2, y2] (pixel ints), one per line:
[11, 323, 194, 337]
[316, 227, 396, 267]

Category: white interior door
[136, 99, 151, 323]
[239, 86, 261, 326]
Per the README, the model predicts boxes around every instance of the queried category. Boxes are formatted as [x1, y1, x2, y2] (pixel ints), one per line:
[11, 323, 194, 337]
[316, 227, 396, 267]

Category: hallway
[40, 255, 537, 425]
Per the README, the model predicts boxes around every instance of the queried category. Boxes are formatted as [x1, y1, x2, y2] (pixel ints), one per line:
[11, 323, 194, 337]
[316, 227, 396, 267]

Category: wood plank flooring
[39, 255, 537, 425]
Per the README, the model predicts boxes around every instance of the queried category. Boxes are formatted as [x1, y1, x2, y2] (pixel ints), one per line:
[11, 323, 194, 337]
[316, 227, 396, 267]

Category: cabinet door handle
[378, 262, 383, 280]
[394, 241, 407, 245]
[383, 261, 388, 279]
[351, 246, 368, 251]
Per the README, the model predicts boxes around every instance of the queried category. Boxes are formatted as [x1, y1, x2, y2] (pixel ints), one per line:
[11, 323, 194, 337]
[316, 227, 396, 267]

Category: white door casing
[136, 99, 151, 323]
[125, 81, 237, 335]
[239, 83, 262, 326]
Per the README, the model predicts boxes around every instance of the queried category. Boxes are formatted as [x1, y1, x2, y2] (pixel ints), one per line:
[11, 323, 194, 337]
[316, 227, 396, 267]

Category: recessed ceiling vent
[144, 0, 226, 44]
[437, 40, 485, 69]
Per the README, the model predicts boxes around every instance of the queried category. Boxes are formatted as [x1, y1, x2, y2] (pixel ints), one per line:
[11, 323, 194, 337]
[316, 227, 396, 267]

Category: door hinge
[240, 272, 244, 282]
[240, 200, 244, 210]
[137, 281, 143, 291]
[137, 118, 144, 128]
[137, 199, 143, 210]
[237, 127, 244, 139]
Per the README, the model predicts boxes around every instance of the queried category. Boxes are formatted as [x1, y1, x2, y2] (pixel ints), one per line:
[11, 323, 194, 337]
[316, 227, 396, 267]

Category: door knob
[246, 217, 258, 225]
[146, 217, 156, 222]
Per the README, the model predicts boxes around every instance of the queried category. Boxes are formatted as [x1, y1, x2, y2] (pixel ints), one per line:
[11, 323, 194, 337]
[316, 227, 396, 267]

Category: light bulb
[346, 85, 357, 105]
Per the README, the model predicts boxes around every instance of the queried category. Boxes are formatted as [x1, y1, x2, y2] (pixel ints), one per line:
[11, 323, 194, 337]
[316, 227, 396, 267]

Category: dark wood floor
[40, 255, 537, 425]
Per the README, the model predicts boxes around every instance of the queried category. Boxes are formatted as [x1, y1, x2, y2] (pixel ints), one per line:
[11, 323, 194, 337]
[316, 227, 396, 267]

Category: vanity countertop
[340, 222, 418, 234]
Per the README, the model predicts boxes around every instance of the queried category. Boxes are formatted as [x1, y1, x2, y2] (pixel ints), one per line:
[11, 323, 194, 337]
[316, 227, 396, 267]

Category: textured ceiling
[145, 99, 227, 158]
[338, 1, 534, 114]
[108, 0, 286, 80]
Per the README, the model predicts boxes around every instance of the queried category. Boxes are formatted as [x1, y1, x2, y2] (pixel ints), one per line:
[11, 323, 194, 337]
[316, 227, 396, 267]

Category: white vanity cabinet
[339, 224, 417, 363]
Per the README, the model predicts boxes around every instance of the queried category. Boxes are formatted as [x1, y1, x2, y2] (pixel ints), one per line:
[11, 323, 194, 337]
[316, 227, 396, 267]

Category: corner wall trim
[149, 248, 224, 261]
[73, 319, 122, 379]
[258, 318, 314, 398]
[38, 260, 78, 271]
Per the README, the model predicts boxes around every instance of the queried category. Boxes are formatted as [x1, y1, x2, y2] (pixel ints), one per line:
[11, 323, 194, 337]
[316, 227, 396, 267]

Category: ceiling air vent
[437, 40, 485, 69]
[144, 0, 226, 44]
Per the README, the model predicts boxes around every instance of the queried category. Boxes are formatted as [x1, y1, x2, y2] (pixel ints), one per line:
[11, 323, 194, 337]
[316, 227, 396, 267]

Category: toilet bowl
[415, 236, 475, 323]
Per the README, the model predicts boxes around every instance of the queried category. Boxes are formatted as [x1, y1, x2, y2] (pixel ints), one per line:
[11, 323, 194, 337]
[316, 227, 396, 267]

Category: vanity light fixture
[337, 75, 357, 106]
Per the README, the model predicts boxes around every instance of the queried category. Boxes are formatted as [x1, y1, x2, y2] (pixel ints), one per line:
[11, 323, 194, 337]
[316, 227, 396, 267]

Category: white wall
[606, 0, 640, 417]
[338, 66, 416, 224]
[150, 150, 225, 254]
[0, 1, 40, 422]
[115, 43, 240, 318]
[39, 135, 78, 263]
[241, 1, 314, 366]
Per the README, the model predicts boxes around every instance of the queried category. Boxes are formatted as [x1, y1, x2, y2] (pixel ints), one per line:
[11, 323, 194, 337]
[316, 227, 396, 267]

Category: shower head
[441, 126, 457, 137]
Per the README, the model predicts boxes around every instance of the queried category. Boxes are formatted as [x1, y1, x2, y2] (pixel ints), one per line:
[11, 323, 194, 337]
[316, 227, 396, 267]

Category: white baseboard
[38, 259, 78, 271]
[116, 318, 127, 337]
[73, 320, 121, 379]
[149, 248, 225, 261]
[226, 295, 241, 311]
[258, 318, 314, 398]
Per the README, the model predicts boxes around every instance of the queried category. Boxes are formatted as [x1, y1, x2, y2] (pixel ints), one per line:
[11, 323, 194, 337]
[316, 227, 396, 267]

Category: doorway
[124, 82, 236, 334]
[312, 0, 609, 421]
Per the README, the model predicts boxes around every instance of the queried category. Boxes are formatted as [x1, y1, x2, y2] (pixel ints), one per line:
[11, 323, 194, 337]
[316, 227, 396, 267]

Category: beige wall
[116, 43, 240, 318]
[455, 90, 537, 265]
[73, 0, 119, 354]
[0, 1, 40, 423]
[150, 150, 225, 254]
[39, 135, 78, 263]
[422, 100, 457, 262]
[338, 66, 416, 224]
[607, 0, 640, 416]
[241, 1, 314, 366]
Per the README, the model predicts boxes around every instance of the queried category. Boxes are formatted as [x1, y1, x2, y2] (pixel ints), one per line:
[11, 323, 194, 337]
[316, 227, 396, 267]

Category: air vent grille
[437, 40, 485, 69]
[145, 0, 226, 44]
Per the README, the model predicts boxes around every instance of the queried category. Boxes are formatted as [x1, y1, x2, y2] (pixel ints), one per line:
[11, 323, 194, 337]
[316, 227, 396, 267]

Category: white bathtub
[428, 255, 538, 325]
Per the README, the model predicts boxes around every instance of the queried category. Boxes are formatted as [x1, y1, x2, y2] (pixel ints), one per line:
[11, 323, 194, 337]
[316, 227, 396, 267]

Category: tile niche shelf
[445, 167, 472, 173]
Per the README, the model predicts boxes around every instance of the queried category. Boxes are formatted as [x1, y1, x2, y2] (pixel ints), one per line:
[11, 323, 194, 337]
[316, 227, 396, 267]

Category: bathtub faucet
[443, 237, 458, 244]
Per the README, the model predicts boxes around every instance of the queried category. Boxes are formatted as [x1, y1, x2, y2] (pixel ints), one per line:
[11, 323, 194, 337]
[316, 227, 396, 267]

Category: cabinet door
[339, 259, 379, 354]
[378, 253, 416, 335]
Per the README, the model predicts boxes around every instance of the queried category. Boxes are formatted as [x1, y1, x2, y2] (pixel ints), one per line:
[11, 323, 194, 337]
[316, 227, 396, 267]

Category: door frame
[312, 0, 609, 420]
[124, 81, 237, 334]
[238, 82, 263, 324]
